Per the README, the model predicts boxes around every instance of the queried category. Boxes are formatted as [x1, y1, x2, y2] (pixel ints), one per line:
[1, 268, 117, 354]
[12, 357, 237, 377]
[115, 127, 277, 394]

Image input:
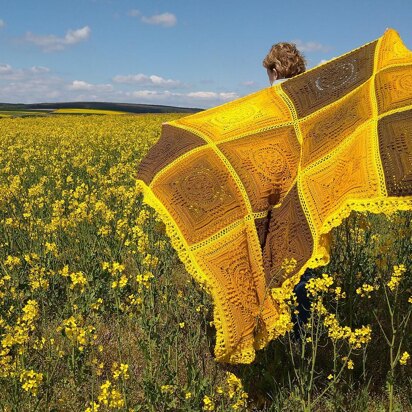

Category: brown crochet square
[262, 185, 313, 288]
[282, 41, 377, 118]
[378, 109, 412, 196]
[137, 124, 206, 185]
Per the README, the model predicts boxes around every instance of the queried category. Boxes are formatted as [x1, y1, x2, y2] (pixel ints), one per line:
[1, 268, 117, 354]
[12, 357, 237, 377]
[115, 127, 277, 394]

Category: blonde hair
[262, 42, 306, 79]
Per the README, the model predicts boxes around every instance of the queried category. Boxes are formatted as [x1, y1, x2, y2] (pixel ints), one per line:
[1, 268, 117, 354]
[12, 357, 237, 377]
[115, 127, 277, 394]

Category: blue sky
[0, 0, 411, 108]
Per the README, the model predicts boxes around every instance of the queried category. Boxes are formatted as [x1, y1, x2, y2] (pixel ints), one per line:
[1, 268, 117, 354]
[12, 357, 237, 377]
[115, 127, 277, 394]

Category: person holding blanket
[263, 42, 314, 340]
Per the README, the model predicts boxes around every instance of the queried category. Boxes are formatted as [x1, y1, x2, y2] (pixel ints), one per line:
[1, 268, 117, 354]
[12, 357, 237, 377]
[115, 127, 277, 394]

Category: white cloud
[219, 92, 238, 100]
[187, 91, 217, 99]
[68, 80, 113, 92]
[126, 90, 239, 106]
[24, 26, 91, 52]
[0, 64, 116, 103]
[292, 40, 330, 53]
[187, 91, 238, 100]
[0, 69, 66, 102]
[129, 10, 177, 27]
[128, 90, 172, 98]
[141, 12, 177, 27]
[113, 73, 181, 87]
[30, 66, 50, 74]
[0, 63, 52, 80]
[0, 19, 5, 29]
[0, 62, 238, 108]
[0, 64, 13, 74]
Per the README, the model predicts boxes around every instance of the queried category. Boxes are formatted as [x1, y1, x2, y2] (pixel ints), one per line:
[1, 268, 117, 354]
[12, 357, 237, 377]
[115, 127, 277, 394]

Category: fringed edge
[317, 196, 412, 236]
[259, 195, 412, 347]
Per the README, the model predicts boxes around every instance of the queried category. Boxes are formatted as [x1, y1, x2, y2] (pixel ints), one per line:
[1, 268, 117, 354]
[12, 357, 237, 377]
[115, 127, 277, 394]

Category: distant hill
[0, 101, 203, 114]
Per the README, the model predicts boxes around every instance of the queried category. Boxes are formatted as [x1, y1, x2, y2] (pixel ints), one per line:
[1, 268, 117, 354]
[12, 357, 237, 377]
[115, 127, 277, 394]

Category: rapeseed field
[0, 115, 410, 411]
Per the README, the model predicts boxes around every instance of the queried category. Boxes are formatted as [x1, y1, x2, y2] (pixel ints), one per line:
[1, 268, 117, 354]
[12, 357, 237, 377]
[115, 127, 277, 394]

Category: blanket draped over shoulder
[135, 29, 412, 364]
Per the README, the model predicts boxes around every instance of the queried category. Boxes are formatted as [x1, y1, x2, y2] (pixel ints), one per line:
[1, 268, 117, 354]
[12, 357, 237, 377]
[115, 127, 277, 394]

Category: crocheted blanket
[136, 29, 412, 363]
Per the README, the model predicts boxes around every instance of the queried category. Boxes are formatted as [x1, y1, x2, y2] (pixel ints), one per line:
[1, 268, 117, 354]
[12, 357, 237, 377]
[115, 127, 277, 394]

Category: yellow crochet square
[375, 65, 412, 114]
[300, 125, 382, 233]
[170, 87, 292, 143]
[192, 221, 271, 363]
[377, 29, 412, 70]
[218, 125, 300, 212]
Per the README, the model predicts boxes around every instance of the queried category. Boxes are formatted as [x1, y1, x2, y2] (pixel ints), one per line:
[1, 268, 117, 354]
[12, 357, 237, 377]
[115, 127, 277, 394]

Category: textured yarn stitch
[136, 29, 412, 364]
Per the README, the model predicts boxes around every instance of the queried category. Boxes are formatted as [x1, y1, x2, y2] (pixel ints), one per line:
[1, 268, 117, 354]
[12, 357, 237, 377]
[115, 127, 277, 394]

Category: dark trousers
[291, 268, 315, 340]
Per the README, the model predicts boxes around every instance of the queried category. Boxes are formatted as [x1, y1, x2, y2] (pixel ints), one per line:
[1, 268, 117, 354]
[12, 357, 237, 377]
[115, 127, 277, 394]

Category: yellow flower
[356, 283, 375, 298]
[225, 371, 248, 407]
[69, 271, 87, 292]
[347, 359, 354, 370]
[327, 374, 333, 380]
[20, 369, 43, 396]
[22, 299, 39, 324]
[136, 271, 154, 289]
[387, 264, 406, 291]
[98, 380, 111, 405]
[103, 261, 125, 276]
[142, 253, 158, 268]
[185, 392, 192, 399]
[334, 286, 346, 300]
[118, 274, 128, 288]
[128, 294, 143, 306]
[4, 255, 21, 269]
[91, 298, 103, 310]
[45, 241, 58, 256]
[400, 351, 410, 365]
[109, 388, 124, 408]
[112, 362, 129, 380]
[28, 266, 50, 291]
[60, 265, 70, 277]
[160, 385, 175, 394]
[203, 395, 215, 411]
[104, 385, 123, 408]
[95, 361, 104, 377]
[85, 401, 100, 412]
[179, 322, 185, 329]
[305, 274, 334, 296]
[61, 316, 95, 351]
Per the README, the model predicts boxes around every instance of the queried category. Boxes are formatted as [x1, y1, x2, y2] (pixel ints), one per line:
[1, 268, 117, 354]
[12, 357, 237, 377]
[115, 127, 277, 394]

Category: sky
[0, 0, 411, 109]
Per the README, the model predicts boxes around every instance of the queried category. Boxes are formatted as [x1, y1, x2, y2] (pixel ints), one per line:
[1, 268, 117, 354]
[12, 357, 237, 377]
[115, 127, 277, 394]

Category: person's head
[263, 42, 306, 85]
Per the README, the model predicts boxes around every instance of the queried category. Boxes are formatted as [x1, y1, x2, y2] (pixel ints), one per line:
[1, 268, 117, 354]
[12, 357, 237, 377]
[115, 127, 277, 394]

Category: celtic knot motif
[251, 145, 289, 182]
[315, 62, 357, 91]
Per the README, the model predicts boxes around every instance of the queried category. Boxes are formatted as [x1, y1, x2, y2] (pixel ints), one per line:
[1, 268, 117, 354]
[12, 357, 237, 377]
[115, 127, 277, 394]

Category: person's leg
[292, 269, 315, 340]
